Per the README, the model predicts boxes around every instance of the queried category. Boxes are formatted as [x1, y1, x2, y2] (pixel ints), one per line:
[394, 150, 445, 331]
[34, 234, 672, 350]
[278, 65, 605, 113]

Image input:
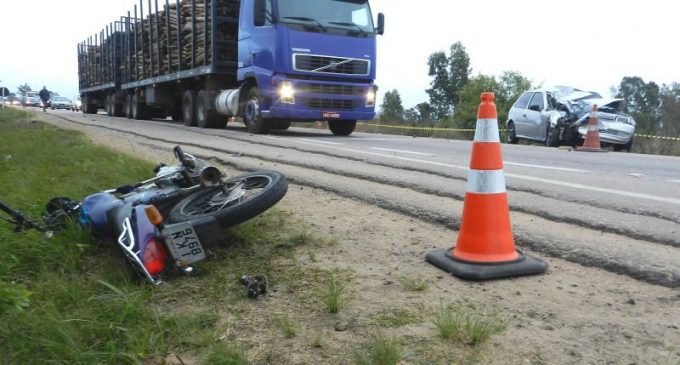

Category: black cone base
[426, 248, 548, 280]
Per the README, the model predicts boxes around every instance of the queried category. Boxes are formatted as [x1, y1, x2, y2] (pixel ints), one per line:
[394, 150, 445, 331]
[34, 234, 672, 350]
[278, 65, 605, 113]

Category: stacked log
[80, 0, 240, 85]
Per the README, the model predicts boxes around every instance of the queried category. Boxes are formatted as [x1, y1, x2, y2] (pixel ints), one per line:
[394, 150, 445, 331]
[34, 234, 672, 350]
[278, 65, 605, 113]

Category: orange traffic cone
[426, 92, 548, 280]
[576, 104, 607, 152]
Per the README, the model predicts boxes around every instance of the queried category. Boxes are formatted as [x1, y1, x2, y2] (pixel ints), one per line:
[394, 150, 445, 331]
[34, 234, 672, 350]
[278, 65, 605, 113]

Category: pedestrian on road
[39, 86, 51, 112]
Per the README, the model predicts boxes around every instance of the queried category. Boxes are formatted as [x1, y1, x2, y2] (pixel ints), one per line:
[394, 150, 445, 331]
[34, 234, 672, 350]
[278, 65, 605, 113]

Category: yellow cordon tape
[358, 123, 680, 142]
[634, 134, 680, 141]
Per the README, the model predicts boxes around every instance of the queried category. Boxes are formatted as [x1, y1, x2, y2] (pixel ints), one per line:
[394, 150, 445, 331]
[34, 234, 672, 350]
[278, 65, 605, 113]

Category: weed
[352, 334, 402, 365]
[204, 344, 250, 365]
[398, 275, 429, 291]
[371, 307, 423, 327]
[323, 271, 347, 313]
[274, 314, 298, 338]
[431, 301, 506, 346]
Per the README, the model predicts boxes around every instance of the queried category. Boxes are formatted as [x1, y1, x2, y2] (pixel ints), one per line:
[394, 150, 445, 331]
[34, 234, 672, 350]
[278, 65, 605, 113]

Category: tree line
[378, 41, 680, 149]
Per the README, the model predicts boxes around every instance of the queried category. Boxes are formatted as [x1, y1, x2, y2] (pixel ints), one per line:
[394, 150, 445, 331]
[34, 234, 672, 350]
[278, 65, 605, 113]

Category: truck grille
[300, 98, 360, 110]
[294, 54, 370, 76]
[298, 84, 365, 96]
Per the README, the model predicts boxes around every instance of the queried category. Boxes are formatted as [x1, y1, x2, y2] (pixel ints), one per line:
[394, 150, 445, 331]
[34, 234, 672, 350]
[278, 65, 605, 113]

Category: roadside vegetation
[0, 108, 508, 364]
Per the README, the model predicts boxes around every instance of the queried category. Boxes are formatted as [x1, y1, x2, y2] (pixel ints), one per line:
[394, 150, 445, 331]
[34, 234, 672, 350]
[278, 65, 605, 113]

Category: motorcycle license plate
[163, 222, 206, 266]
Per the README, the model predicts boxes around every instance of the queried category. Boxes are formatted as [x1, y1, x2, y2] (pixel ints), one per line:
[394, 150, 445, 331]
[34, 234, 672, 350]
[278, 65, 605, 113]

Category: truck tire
[269, 120, 291, 130]
[125, 94, 133, 119]
[243, 87, 269, 134]
[84, 98, 97, 114]
[111, 93, 124, 117]
[329, 120, 356, 136]
[131, 93, 147, 120]
[196, 90, 220, 128]
[105, 95, 113, 116]
[182, 90, 197, 126]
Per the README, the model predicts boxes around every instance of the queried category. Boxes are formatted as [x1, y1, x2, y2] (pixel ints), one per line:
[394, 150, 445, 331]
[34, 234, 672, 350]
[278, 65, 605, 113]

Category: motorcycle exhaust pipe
[199, 166, 223, 187]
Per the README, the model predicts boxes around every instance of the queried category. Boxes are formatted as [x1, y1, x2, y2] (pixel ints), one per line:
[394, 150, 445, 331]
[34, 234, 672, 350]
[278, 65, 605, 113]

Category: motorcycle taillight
[143, 237, 168, 276]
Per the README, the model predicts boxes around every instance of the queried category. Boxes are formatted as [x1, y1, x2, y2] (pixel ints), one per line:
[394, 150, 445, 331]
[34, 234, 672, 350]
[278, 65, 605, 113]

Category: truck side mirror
[376, 13, 385, 35]
[254, 0, 266, 26]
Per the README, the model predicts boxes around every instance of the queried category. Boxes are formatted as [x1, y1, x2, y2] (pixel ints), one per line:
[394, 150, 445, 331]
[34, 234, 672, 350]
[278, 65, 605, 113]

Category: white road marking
[669, 179, 680, 184]
[293, 138, 342, 145]
[505, 162, 589, 173]
[369, 147, 436, 156]
[260, 136, 680, 205]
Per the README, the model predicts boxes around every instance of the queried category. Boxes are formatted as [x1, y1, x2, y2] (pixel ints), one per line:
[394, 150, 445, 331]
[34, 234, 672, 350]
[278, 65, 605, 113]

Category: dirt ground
[35, 112, 680, 365]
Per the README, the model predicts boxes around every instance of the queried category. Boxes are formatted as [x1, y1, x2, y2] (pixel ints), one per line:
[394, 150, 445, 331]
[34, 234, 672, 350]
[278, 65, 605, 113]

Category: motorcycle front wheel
[168, 171, 288, 228]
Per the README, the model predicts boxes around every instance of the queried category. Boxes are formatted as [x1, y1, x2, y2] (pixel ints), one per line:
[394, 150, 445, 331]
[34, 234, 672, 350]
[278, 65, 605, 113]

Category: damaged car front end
[507, 87, 636, 151]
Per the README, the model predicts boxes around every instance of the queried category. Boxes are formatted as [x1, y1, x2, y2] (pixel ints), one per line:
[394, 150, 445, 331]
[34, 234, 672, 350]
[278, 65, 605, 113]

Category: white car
[51, 96, 72, 110]
[71, 96, 82, 111]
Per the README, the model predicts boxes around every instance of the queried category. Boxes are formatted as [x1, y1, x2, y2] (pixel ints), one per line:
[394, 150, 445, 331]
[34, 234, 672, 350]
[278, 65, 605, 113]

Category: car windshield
[54, 97, 68, 102]
[278, 0, 375, 34]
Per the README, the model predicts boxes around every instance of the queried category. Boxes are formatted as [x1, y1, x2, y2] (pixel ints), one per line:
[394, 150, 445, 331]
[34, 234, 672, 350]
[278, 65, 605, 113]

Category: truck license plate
[322, 112, 340, 119]
[163, 222, 206, 266]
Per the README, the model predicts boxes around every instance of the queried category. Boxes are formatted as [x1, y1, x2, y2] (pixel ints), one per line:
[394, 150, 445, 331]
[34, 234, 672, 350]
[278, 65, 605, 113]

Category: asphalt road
[39, 109, 680, 287]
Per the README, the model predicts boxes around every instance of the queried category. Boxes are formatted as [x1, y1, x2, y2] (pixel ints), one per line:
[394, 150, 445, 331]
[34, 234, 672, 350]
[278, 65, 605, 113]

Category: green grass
[352, 334, 403, 365]
[0, 109, 251, 364]
[398, 274, 429, 292]
[273, 313, 298, 338]
[431, 301, 506, 346]
[322, 271, 348, 314]
[371, 307, 423, 328]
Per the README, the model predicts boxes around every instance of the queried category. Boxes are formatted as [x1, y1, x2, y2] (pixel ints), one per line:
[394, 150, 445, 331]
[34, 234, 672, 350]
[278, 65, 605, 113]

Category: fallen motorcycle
[0, 146, 288, 285]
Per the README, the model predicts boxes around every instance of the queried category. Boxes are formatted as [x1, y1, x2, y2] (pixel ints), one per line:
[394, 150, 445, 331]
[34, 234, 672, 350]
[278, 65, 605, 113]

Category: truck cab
[236, 0, 383, 135]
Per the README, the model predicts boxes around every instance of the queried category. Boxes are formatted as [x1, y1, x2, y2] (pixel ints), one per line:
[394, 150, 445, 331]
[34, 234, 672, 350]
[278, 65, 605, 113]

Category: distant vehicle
[51, 96, 71, 110]
[506, 87, 636, 152]
[71, 96, 82, 111]
[23, 96, 41, 107]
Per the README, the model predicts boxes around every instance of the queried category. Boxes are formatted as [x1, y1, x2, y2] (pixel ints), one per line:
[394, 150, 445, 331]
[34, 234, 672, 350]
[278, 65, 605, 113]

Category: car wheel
[614, 137, 634, 152]
[545, 126, 560, 147]
[506, 122, 519, 144]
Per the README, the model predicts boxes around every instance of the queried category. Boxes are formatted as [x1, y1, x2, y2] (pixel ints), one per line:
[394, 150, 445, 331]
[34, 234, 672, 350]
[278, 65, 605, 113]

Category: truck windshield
[277, 0, 375, 34]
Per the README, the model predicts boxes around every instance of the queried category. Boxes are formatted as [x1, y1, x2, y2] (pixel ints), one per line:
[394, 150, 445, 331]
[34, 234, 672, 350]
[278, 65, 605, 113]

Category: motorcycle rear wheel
[168, 171, 288, 227]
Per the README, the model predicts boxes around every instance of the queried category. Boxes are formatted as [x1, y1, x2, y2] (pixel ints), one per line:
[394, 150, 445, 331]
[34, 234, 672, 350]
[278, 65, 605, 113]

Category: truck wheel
[171, 103, 182, 121]
[243, 87, 269, 134]
[269, 120, 291, 130]
[182, 90, 197, 126]
[196, 90, 220, 128]
[131, 93, 147, 120]
[328, 120, 356, 136]
[105, 95, 113, 116]
[84, 99, 97, 114]
[125, 94, 133, 119]
[545, 126, 560, 147]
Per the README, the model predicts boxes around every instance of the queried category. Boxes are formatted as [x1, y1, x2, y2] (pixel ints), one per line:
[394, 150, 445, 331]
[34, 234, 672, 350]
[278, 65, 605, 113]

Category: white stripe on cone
[473, 118, 501, 142]
[466, 169, 507, 194]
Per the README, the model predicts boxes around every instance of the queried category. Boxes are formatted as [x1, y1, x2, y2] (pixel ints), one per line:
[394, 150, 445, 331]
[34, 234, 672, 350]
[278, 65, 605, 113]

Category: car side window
[529, 92, 544, 111]
[513, 92, 532, 109]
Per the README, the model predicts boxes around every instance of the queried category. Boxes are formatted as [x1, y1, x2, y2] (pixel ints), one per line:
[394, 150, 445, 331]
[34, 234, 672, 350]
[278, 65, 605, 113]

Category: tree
[453, 71, 532, 132]
[426, 42, 471, 122]
[404, 102, 433, 125]
[379, 89, 405, 124]
[657, 83, 680, 155]
[616, 76, 661, 133]
[17, 83, 31, 96]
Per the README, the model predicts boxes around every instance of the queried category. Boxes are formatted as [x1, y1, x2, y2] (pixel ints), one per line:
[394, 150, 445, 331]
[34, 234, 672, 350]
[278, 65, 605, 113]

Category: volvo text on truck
[77, 0, 384, 136]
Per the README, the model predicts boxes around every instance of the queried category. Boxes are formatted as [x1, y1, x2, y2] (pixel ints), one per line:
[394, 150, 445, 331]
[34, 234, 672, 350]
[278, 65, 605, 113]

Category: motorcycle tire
[168, 171, 288, 228]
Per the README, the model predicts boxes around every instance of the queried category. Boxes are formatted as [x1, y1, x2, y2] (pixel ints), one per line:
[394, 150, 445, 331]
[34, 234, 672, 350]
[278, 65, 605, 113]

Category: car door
[525, 92, 546, 140]
[510, 91, 533, 138]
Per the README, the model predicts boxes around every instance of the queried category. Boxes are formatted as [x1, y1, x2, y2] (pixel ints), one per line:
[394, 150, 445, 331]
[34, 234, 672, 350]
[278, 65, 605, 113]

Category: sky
[1, 0, 678, 108]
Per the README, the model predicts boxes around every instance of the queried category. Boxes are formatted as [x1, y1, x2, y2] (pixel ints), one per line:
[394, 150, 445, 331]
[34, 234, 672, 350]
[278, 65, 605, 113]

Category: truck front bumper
[260, 76, 376, 121]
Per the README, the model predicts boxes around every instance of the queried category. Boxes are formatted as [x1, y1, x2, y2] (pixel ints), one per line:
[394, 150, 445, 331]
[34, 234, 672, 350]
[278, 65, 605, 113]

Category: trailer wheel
[171, 103, 182, 121]
[111, 93, 124, 117]
[243, 87, 269, 134]
[182, 90, 197, 126]
[83, 96, 97, 114]
[125, 94, 133, 119]
[329, 120, 356, 136]
[196, 90, 217, 128]
[131, 93, 147, 120]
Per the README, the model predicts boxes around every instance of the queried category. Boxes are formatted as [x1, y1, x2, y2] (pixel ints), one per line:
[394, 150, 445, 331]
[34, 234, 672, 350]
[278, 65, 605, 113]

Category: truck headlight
[279, 82, 295, 104]
[366, 87, 376, 107]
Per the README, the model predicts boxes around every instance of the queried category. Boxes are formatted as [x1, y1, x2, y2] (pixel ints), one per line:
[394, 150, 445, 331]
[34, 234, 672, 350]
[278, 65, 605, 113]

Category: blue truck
[77, 0, 384, 136]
